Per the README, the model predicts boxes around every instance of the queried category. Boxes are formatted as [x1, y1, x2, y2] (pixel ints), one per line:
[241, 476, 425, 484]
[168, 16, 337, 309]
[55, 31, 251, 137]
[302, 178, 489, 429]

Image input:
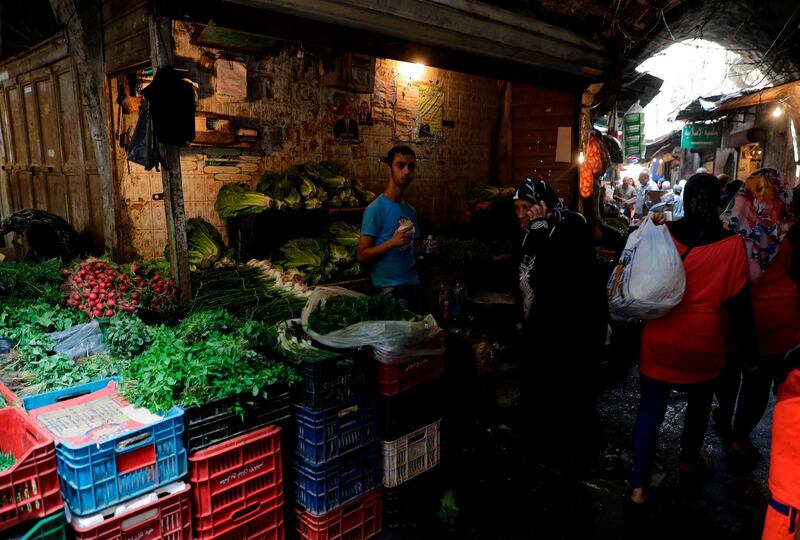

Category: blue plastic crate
[22, 377, 120, 412]
[295, 394, 378, 465]
[294, 443, 380, 516]
[24, 378, 188, 517]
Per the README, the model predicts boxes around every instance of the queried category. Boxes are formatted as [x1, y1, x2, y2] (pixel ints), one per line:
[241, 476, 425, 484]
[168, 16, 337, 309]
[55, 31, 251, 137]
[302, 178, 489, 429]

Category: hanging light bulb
[578, 151, 585, 164]
[772, 105, 783, 117]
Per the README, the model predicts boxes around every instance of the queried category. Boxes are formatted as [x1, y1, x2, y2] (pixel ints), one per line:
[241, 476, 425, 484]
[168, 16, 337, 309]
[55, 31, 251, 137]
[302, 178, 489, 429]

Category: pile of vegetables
[308, 294, 418, 334]
[437, 237, 491, 270]
[215, 162, 376, 219]
[186, 217, 235, 271]
[258, 162, 375, 210]
[63, 259, 177, 318]
[276, 222, 361, 285]
[215, 184, 274, 217]
[189, 262, 308, 322]
[468, 185, 515, 205]
[0, 259, 65, 308]
[120, 309, 300, 412]
[266, 320, 333, 362]
[0, 303, 123, 396]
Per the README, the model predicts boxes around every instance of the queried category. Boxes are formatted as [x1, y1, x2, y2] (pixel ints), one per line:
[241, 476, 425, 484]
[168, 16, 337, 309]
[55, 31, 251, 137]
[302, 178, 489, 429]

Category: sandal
[679, 456, 715, 482]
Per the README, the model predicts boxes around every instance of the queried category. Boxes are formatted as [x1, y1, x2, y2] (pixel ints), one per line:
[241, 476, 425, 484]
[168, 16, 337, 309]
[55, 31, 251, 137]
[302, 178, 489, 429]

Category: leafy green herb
[437, 489, 459, 527]
[104, 314, 153, 361]
[0, 451, 15, 472]
[308, 294, 417, 334]
[0, 259, 65, 307]
[121, 314, 301, 412]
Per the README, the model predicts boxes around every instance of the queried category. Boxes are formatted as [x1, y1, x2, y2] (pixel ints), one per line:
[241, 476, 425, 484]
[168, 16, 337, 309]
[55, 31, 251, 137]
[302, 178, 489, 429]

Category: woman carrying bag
[628, 173, 758, 506]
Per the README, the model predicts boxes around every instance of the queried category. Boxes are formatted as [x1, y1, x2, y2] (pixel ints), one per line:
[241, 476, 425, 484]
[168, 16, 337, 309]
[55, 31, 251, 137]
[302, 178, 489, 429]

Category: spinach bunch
[308, 294, 417, 334]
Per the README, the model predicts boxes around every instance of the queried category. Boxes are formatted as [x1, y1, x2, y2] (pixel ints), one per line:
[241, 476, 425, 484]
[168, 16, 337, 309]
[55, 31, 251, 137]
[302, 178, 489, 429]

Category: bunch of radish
[63, 260, 177, 318]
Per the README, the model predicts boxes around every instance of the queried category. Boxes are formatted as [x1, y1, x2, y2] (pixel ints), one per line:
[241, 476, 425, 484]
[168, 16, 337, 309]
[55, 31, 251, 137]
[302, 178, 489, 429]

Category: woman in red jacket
[629, 173, 758, 505]
[716, 168, 800, 462]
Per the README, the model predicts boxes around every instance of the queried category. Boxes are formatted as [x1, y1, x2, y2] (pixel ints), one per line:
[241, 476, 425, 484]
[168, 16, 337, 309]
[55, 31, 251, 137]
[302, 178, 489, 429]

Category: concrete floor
[380, 355, 774, 540]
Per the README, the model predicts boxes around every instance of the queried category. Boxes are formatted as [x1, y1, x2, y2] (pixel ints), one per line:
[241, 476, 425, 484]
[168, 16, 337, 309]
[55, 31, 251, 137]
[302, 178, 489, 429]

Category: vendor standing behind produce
[357, 145, 434, 312]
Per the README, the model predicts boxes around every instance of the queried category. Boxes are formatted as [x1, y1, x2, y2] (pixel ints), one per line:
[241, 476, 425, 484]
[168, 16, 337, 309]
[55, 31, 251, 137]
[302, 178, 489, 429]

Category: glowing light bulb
[772, 106, 783, 117]
[578, 151, 585, 164]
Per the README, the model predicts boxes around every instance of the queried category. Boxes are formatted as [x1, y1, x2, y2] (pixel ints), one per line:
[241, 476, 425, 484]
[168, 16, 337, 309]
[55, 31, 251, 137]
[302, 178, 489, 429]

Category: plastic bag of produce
[607, 218, 685, 321]
[302, 286, 440, 350]
[372, 329, 444, 364]
[46, 320, 106, 360]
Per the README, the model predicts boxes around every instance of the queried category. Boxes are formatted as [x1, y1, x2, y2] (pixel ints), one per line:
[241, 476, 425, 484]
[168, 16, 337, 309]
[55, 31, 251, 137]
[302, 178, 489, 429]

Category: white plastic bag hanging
[607, 219, 686, 321]
[301, 286, 441, 351]
[214, 58, 247, 103]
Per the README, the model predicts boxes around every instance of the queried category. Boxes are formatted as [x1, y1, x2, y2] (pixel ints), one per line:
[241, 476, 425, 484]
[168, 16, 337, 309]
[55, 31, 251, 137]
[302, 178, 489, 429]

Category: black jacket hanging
[141, 66, 196, 147]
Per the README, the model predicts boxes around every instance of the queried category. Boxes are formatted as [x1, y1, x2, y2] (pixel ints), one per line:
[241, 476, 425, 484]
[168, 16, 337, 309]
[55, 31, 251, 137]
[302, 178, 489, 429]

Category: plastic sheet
[302, 287, 440, 351]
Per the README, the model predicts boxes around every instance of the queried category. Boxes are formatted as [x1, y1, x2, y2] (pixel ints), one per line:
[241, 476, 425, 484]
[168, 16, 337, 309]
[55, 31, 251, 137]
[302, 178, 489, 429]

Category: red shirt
[769, 368, 800, 508]
[752, 239, 800, 355]
[640, 234, 749, 384]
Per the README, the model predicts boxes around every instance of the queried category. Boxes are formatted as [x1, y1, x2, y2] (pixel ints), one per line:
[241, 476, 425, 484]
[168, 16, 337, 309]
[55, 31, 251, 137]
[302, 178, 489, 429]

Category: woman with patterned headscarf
[629, 173, 757, 506]
[511, 177, 607, 466]
[715, 168, 800, 465]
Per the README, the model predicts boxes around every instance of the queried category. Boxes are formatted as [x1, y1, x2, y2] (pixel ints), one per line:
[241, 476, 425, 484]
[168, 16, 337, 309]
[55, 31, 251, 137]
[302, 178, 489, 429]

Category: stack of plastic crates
[181, 370, 292, 540]
[374, 331, 445, 529]
[22, 378, 191, 540]
[0, 386, 65, 540]
[292, 347, 383, 540]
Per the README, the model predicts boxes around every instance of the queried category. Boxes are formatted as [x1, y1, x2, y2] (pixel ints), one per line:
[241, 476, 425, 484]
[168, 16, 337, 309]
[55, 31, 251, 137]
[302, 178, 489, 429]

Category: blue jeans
[630, 374, 715, 488]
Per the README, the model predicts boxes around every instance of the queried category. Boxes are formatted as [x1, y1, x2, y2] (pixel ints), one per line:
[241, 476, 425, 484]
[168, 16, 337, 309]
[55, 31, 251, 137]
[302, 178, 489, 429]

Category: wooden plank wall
[511, 83, 579, 207]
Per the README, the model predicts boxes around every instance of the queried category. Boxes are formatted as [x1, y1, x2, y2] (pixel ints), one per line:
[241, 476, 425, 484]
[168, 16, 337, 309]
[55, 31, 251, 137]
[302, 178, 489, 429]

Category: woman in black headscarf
[512, 178, 608, 465]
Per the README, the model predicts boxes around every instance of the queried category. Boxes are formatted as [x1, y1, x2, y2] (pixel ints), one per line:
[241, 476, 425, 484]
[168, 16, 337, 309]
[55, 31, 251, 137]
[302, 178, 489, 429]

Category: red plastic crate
[207, 504, 284, 540]
[295, 488, 382, 540]
[377, 355, 445, 397]
[189, 425, 284, 540]
[0, 379, 21, 408]
[69, 481, 192, 540]
[0, 406, 62, 532]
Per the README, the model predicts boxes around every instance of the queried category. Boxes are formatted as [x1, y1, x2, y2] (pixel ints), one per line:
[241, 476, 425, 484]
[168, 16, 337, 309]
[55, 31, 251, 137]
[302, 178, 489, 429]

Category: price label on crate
[31, 385, 163, 446]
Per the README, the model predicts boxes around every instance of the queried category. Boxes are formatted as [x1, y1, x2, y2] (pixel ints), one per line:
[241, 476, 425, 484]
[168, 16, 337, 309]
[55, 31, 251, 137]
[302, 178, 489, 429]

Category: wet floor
[380, 351, 773, 540]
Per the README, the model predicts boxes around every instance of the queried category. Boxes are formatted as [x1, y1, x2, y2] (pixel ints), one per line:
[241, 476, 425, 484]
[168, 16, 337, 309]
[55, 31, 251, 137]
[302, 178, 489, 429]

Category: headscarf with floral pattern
[722, 167, 795, 283]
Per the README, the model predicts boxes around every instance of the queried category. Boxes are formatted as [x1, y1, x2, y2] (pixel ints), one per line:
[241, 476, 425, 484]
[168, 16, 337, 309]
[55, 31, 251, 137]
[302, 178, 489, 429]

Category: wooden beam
[148, 14, 192, 305]
[226, 0, 608, 79]
[49, 0, 117, 254]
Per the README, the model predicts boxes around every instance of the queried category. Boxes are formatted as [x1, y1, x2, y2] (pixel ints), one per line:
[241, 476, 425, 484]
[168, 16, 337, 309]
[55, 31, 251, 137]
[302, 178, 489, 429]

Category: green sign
[681, 124, 721, 149]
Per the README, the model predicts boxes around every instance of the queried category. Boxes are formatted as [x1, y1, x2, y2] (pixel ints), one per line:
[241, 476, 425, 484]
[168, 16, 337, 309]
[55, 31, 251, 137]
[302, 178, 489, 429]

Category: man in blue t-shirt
[357, 145, 429, 311]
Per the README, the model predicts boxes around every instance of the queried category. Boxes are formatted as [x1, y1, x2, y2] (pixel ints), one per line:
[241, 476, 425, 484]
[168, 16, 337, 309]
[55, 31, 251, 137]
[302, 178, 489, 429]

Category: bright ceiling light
[772, 105, 783, 117]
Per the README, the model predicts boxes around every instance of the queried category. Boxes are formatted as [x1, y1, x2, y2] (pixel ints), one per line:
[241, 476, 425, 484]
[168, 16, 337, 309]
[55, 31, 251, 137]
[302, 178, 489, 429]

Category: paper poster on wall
[333, 92, 360, 144]
[417, 83, 443, 141]
[394, 82, 419, 142]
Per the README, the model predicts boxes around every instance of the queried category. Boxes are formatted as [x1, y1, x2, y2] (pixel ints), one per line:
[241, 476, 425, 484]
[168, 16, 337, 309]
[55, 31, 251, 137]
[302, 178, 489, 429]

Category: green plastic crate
[16, 512, 66, 540]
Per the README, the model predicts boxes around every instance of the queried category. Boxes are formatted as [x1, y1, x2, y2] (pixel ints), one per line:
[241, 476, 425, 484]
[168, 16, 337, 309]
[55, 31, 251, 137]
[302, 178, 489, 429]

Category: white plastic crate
[381, 419, 441, 488]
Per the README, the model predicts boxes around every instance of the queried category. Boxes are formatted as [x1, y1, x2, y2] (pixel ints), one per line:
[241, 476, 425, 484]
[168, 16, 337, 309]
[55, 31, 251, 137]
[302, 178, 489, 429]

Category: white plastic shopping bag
[607, 219, 686, 321]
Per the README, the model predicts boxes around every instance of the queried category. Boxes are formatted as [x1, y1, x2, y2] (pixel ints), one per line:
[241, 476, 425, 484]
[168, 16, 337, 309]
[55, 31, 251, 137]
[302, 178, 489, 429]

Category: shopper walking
[715, 168, 800, 463]
[629, 173, 758, 505]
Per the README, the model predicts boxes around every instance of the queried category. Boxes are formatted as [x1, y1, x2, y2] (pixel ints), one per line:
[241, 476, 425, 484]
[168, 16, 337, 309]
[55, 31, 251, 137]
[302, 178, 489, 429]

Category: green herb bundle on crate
[120, 309, 301, 413]
[307, 294, 418, 334]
